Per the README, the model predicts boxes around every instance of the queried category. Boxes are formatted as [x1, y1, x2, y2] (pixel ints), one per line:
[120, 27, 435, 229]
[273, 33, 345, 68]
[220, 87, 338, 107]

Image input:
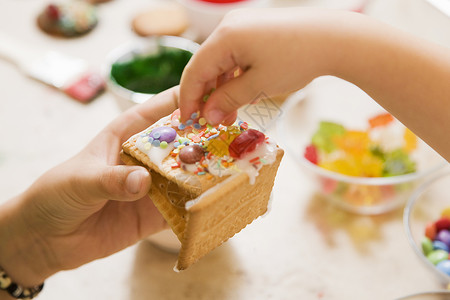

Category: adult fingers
[107, 86, 180, 144]
[75, 165, 152, 203]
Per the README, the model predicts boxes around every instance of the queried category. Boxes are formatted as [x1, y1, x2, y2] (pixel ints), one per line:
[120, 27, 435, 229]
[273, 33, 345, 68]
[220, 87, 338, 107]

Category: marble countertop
[1, 0, 449, 299]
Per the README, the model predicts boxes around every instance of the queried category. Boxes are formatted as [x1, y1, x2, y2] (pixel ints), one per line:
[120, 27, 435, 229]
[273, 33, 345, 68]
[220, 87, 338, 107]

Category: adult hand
[0, 87, 179, 288]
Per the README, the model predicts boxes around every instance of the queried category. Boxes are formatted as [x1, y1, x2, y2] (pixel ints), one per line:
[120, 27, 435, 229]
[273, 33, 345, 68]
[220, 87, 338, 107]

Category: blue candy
[436, 260, 450, 276]
[433, 240, 450, 252]
[437, 229, 450, 249]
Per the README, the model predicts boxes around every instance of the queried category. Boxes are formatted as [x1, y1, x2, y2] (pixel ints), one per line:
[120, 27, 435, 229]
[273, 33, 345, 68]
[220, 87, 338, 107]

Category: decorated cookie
[131, 4, 189, 37]
[121, 109, 284, 270]
[37, 2, 98, 37]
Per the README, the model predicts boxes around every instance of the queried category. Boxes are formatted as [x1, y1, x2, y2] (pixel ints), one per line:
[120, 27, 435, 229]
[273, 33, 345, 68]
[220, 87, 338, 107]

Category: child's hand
[179, 8, 341, 125]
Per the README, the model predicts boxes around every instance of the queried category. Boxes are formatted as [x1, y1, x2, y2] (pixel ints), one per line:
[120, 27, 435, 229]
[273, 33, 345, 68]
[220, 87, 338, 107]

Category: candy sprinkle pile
[134, 109, 273, 177]
[304, 112, 418, 177]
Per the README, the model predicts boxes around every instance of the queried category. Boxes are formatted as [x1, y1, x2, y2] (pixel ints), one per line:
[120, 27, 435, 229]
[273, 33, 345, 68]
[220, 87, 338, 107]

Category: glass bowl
[277, 77, 446, 215]
[103, 35, 199, 110]
[396, 291, 450, 300]
[404, 170, 450, 285]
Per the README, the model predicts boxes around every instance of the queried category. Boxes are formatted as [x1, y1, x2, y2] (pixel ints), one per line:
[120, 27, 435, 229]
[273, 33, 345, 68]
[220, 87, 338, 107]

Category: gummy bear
[403, 128, 418, 153]
[333, 130, 370, 157]
[304, 144, 318, 165]
[383, 149, 416, 176]
[311, 121, 346, 153]
[368, 112, 394, 129]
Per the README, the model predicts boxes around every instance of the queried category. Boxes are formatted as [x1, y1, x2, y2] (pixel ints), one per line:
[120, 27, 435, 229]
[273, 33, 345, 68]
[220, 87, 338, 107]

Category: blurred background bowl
[104, 35, 199, 110]
[395, 291, 450, 300]
[404, 170, 450, 285]
[277, 77, 446, 215]
[177, 0, 268, 42]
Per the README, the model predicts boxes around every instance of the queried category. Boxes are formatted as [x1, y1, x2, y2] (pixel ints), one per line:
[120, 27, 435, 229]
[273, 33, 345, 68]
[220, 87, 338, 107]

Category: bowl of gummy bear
[404, 171, 450, 285]
[278, 78, 446, 214]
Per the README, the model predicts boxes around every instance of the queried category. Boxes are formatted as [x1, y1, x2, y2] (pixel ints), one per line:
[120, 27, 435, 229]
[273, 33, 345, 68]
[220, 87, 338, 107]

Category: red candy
[435, 217, 450, 232]
[228, 129, 265, 159]
[304, 144, 318, 165]
[368, 112, 394, 129]
[425, 222, 437, 240]
[46, 4, 60, 20]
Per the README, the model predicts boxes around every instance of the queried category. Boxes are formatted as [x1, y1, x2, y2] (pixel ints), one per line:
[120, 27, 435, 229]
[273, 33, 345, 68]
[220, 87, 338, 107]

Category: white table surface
[1, 0, 450, 299]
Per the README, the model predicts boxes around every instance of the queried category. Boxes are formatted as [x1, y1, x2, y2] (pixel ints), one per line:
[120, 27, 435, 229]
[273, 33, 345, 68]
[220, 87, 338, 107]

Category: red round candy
[435, 217, 450, 232]
[425, 222, 437, 240]
[228, 129, 265, 159]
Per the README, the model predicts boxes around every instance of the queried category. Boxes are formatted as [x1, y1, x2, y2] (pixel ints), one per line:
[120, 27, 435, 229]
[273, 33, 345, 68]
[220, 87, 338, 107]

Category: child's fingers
[202, 69, 260, 125]
[179, 36, 238, 123]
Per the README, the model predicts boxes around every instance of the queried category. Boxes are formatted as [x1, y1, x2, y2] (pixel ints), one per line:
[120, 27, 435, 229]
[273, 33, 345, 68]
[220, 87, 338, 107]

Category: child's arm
[179, 8, 450, 160]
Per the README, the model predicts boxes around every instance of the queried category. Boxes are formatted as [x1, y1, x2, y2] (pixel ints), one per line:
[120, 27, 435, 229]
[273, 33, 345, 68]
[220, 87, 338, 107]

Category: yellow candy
[319, 158, 360, 177]
[404, 128, 418, 152]
[360, 153, 384, 177]
[206, 139, 229, 157]
[441, 207, 450, 219]
[334, 130, 370, 157]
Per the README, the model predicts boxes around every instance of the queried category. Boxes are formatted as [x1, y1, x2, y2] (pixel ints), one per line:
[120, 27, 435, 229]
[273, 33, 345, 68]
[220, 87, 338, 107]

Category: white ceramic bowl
[277, 78, 446, 215]
[177, 0, 268, 42]
[404, 170, 450, 285]
[103, 35, 199, 110]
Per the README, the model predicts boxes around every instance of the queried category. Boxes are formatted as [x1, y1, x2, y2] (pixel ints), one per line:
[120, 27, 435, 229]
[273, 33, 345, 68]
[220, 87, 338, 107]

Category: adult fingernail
[126, 170, 148, 194]
[206, 109, 225, 125]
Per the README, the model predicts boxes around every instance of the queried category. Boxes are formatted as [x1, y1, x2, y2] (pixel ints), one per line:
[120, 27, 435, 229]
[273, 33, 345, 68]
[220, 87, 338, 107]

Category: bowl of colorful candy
[277, 78, 446, 215]
[404, 170, 450, 285]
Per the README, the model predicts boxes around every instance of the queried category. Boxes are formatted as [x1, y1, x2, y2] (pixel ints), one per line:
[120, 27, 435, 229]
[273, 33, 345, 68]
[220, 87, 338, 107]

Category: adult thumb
[81, 165, 152, 202]
[203, 70, 260, 125]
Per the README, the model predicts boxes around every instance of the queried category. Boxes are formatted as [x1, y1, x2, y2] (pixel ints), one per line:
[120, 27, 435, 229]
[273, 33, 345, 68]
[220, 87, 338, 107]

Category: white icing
[128, 115, 279, 185]
[134, 115, 179, 169]
[234, 139, 278, 184]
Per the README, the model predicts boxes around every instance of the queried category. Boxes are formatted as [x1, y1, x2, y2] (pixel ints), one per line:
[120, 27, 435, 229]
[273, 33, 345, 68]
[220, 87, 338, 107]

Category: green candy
[421, 237, 434, 256]
[311, 121, 346, 153]
[427, 249, 449, 265]
[382, 148, 416, 176]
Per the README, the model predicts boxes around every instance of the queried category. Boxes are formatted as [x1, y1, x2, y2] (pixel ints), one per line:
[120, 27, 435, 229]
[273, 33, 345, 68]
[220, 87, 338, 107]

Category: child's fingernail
[126, 170, 148, 194]
[206, 109, 225, 125]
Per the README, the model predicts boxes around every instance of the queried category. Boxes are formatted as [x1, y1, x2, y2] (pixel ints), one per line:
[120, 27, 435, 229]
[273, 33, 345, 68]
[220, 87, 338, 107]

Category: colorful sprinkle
[191, 112, 199, 119]
[199, 118, 207, 126]
[178, 124, 186, 130]
[160, 141, 168, 149]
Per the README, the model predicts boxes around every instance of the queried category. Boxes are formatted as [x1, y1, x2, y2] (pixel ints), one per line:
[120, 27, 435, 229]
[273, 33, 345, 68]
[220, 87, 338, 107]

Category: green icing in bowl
[110, 47, 193, 94]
